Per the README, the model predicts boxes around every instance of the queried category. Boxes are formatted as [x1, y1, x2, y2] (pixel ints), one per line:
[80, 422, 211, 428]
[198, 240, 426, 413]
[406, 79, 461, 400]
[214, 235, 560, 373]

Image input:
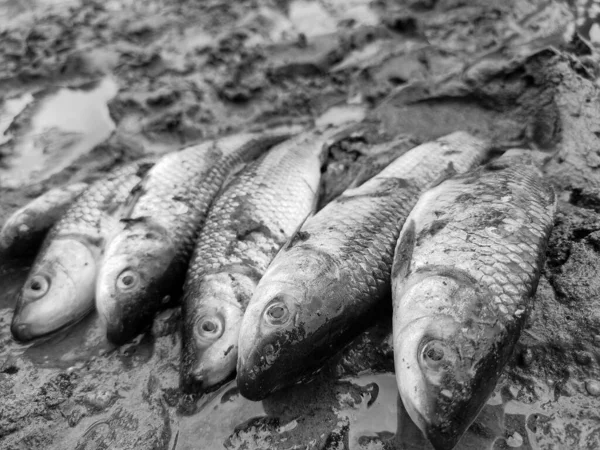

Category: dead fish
[10, 159, 155, 341]
[391, 149, 556, 450]
[96, 132, 293, 345]
[0, 182, 88, 256]
[236, 131, 489, 401]
[180, 129, 334, 394]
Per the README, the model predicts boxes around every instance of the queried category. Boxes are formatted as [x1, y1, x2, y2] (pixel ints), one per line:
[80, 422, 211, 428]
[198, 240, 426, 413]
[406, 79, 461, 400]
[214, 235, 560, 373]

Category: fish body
[391, 150, 556, 450]
[236, 131, 489, 401]
[96, 132, 292, 345]
[0, 182, 88, 256]
[10, 159, 155, 341]
[180, 129, 331, 393]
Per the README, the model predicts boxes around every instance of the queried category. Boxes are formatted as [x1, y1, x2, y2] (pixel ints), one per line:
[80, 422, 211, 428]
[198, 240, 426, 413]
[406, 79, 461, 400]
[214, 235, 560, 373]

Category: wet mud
[1, 0, 600, 449]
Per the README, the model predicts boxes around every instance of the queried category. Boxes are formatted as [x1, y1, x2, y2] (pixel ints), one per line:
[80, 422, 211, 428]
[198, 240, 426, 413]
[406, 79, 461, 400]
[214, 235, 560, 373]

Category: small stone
[440, 389, 453, 399]
[81, 389, 116, 411]
[593, 335, 600, 347]
[506, 431, 524, 447]
[585, 380, 600, 396]
[574, 351, 592, 365]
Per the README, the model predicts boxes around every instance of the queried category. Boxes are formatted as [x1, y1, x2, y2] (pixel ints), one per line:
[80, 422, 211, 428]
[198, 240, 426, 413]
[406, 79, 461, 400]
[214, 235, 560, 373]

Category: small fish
[236, 131, 489, 401]
[391, 150, 556, 450]
[0, 182, 88, 256]
[96, 132, 293, 345]
[10, 159, 156, 341]
[180, 129, 333, 393]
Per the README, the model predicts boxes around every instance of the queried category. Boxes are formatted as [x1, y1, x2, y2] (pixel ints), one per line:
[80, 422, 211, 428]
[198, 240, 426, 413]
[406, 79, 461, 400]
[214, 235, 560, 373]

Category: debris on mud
[1, 0, 600, 449]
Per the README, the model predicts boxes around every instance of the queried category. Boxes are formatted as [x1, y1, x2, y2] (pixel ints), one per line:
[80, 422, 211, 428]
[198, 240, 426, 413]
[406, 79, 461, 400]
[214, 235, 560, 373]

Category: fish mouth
[180, 362, 236, 395]
[104, 310, 148, 345]
[97, 290, 148, 345]
[10, 321, 36, 342]
[11, 303, 94, 342]
[236, 364, 275, 401]
[236, 335, 306, 401]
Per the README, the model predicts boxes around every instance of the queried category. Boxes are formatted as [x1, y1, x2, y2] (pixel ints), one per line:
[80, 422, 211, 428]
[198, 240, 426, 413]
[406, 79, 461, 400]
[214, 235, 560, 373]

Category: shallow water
[0, 78, 118, 189]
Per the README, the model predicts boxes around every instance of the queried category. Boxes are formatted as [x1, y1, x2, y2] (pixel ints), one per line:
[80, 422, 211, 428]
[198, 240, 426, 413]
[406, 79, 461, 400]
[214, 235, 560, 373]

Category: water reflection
[0, 78, 118, 189]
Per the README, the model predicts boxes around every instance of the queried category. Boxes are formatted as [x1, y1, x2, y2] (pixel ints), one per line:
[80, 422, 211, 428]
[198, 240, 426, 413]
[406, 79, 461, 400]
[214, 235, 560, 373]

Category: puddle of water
[340, 373, 399, 448]
[175, 381, 267, 450]
[0, 78, 118, 189]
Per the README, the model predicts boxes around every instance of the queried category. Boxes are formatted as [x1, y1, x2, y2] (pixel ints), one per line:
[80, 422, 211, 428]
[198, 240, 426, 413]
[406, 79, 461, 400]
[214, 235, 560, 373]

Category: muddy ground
[0, 0, 599, 449]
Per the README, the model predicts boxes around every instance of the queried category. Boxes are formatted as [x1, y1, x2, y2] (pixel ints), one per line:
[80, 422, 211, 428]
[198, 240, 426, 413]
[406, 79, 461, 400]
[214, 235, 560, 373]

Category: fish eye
[194, 315, 224, 342]
[264, 298, 291, 326]
[24, 274, 51, 299]
[420, 339, 454, 371]
[116, 270, 139, 291]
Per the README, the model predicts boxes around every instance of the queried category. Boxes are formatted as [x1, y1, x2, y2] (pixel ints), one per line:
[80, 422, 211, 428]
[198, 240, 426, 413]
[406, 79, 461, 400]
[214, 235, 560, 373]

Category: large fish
[0, 182, 88, 256]
[96, 132, 293, 345]
[180, 129, 337, 393]
[10, 159, 155, 341]
[391, 150, 556, 450]
[236, 131, 489, 401]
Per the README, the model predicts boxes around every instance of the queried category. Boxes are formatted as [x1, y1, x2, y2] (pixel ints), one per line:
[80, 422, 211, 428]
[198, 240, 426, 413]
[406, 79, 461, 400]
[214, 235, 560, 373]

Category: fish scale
[236, 131, 489, 401]
[10, 159, 155, 341]
[96, 132, 293, 345]
[180, 129, 333, 393]
[391, 150, 556, 450]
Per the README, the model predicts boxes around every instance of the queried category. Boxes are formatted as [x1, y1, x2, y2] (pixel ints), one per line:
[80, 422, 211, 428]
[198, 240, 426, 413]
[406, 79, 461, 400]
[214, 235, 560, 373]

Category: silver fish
[236, 131, 489, 401]
[180, 129, 335, 393]
[0, 182, 88, 256]
[11, 159, 155, 341]
[391, 150, 556, 450]
[96, 132, 293, 345]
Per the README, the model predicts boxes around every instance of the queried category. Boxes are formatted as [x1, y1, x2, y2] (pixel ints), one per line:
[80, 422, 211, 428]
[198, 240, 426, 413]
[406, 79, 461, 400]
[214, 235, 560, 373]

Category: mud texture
[0, 0, 600, 449]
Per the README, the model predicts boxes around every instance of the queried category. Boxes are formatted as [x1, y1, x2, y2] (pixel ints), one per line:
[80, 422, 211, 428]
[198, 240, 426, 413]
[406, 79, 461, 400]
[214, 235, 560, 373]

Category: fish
[96, 132, 294, 345]
[180, 129, 333, 393]
[236, 131, 489, 401]
[391, 149, 556, 450]
[0, 182, 88, 256]
[10, 159, 156, 341]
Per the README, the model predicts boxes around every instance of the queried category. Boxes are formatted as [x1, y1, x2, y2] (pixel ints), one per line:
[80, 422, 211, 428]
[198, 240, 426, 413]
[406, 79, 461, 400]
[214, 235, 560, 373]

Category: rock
[574, 350, 592, 365]
[79, 389, 117, 412]
[585, 380, 600, 396]
[506, 431, 524, 447]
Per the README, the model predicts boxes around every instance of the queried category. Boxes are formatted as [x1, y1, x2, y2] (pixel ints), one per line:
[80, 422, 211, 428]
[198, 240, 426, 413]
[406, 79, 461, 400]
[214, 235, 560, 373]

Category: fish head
[96, 219, 176, 345]
[11, 238, 97, 341]
[237, 251, 339, 401]
[180, 272, 251, 393]
[394, 273, 504, 450]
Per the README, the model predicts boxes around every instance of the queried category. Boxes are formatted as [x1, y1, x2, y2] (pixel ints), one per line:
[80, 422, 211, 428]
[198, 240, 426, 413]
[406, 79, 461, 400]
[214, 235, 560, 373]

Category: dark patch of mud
[1, 0, 600, 449]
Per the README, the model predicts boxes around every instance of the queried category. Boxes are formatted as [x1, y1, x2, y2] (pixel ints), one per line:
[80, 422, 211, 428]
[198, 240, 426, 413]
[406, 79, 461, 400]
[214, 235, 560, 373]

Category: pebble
[506, 431, 524, 448]
[593, 335, 600, 347]
[574, 351, 592, 365]
[585, 380, 600, 396]
[82, 389, 116, 410]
